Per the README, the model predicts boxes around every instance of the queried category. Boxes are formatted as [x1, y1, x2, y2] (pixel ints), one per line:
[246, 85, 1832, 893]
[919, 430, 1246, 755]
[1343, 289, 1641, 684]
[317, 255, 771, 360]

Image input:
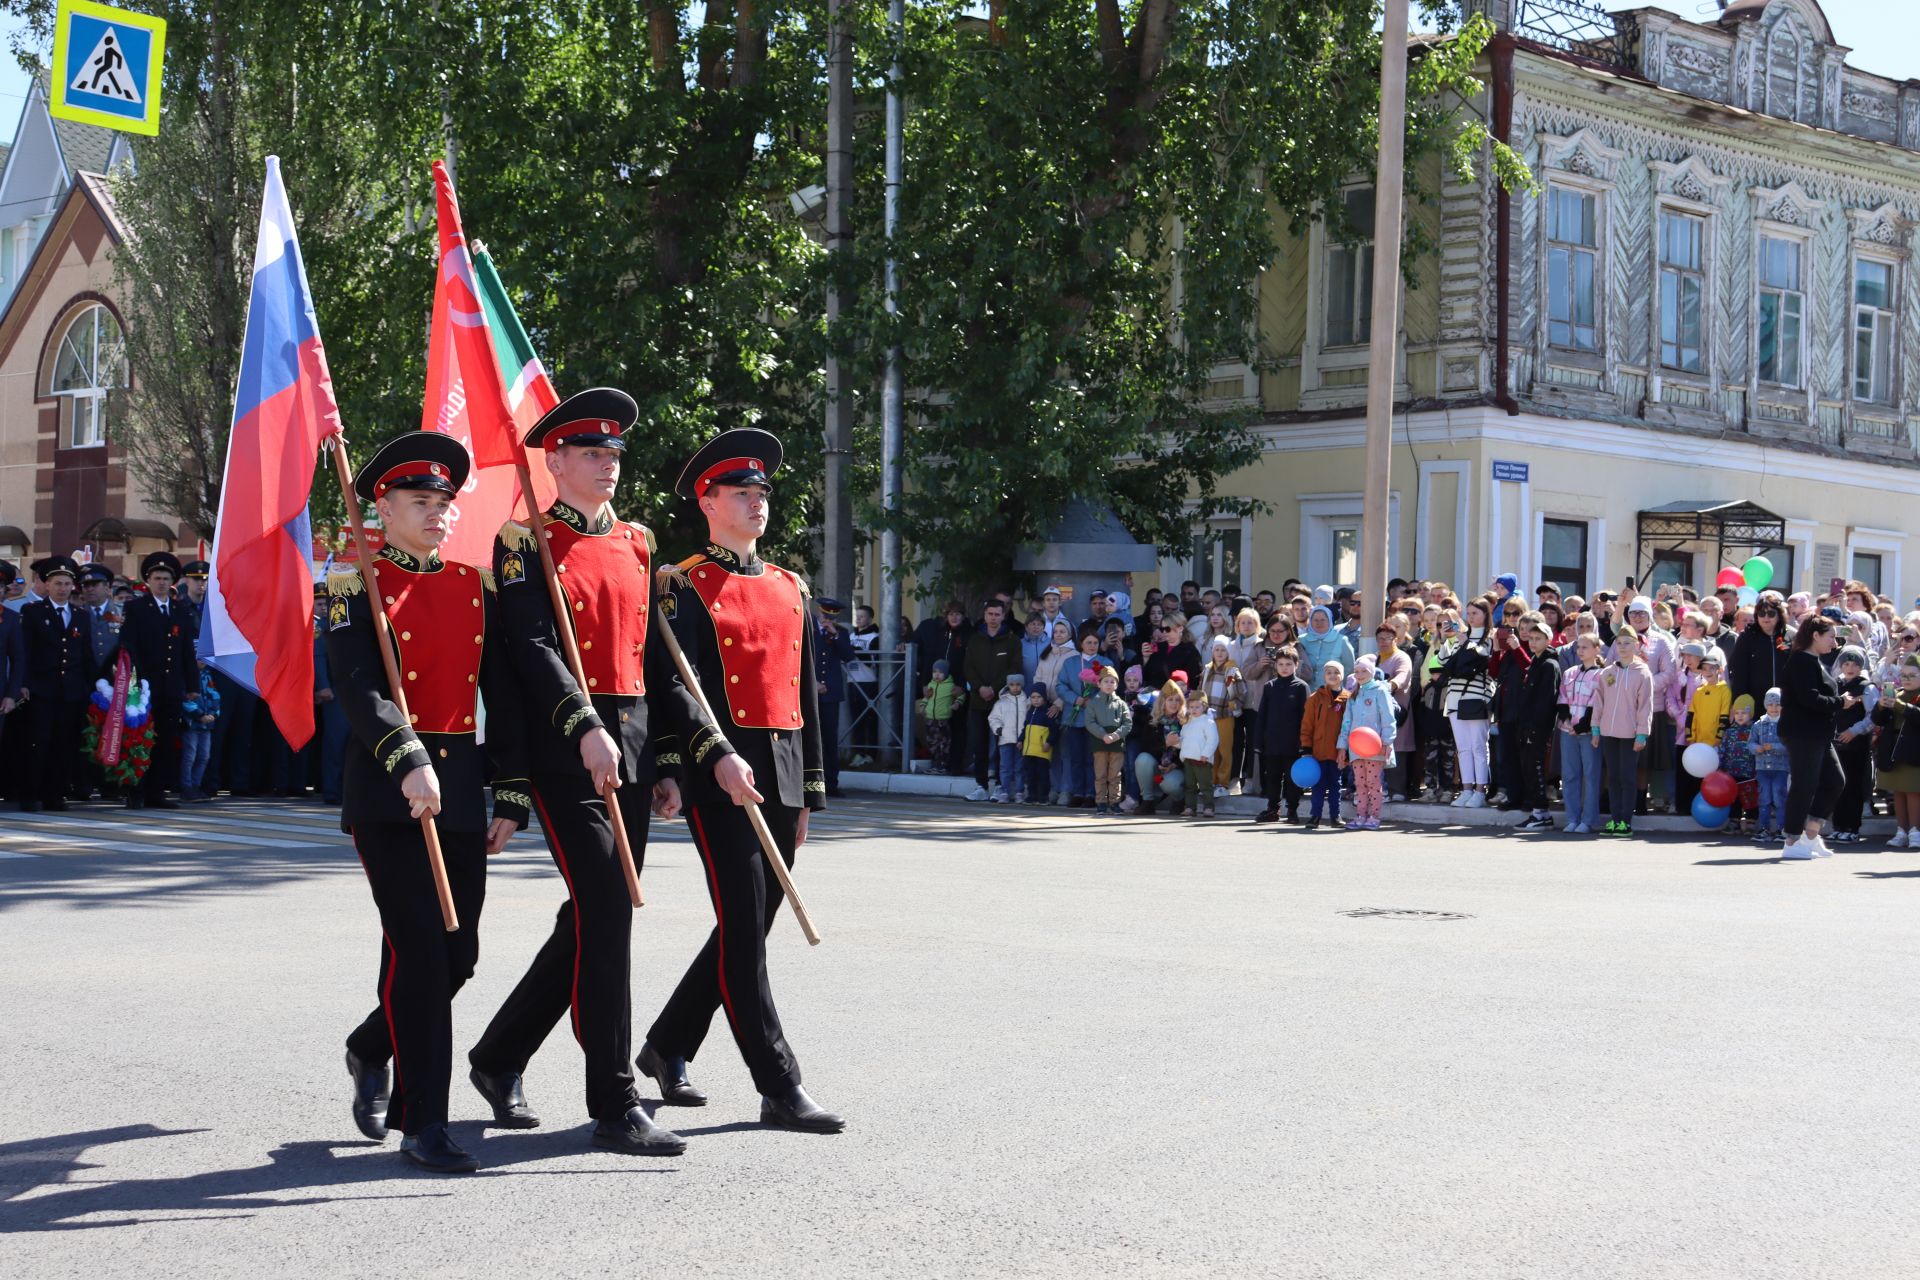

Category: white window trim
[1845, 244, 1902, 410]
[1299, 490, 1401, 588]
[1649, 198, 1715, 390]
[1533, 512, 1606, 601]
[1541, 178, 1606, 359]
[1483, 466, 1532, 589]
[51, 304, 121, 451]
[1414, 460, 1470, 587]
[1846, 526, 1903, 603]
[1301, 183, 1407, 409]
[1747, 183, 1821, 409]
[1780, 518, 1817, 597]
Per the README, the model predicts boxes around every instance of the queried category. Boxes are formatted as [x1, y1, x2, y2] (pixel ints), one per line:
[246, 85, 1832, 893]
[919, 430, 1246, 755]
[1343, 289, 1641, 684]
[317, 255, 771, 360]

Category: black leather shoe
[637, 1041, 707, 1107]
[346, 1049, 390, 1141]
[760, 1085, 846, 1134]
[469, 1065, 540, 1128]
[400, 1123, 478, 1173]
[591, 1105, 686, 1156]
[150, 797, 182, 810]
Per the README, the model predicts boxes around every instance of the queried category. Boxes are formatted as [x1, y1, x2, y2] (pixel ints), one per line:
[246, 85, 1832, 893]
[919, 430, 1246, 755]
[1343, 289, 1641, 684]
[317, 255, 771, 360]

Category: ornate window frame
[1301, 181, 1406, 409]
[1844, 203, 1907, 420]
[1529, 129, 1623, 411]
[1746, 181, 1821, 429]
[1645, 156, 1731, 425]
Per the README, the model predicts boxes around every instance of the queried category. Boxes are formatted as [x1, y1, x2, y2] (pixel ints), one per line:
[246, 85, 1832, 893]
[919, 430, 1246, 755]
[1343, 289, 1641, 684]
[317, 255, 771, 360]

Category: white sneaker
[1119, 797, 1139, 813]
[1213, 785, 1229, 798]
[1908, 828, 1920, 848]
[1812, 836, 1833, 857]
[965, 786, 989, 802]
[1892, 828, 1910, 849]
[1449, 792, 1467, 807]
[1464, 790, 1486, 809]
[1389, 793, 1406, 803]
[1781, 838, 1815, 860]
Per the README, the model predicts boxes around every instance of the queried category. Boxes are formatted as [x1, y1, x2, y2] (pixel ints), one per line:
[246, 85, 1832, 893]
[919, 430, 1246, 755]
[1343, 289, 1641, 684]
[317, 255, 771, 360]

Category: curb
[837, 770, 1901, 834]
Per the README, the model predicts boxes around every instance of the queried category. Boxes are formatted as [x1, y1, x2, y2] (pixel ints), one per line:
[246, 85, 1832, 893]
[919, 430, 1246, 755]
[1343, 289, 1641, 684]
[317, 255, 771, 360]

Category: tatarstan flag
[419, 160, 526, 565]
[471, 242, 557, 513]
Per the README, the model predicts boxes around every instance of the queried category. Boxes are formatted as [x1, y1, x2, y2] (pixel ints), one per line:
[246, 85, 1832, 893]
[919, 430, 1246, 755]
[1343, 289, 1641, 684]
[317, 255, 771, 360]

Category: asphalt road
[3, 796, 1919, 1278]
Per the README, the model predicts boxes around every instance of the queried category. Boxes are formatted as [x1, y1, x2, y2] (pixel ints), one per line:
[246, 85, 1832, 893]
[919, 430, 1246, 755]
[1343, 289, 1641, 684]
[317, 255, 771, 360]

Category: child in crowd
[1140, 685, 1188, 816]
[1830, 646, 1877, 843]
[1682, 649, 1731, 816]
[1337, 654, 1397, 830]
[1255, 646, 1310, 824]
[1751, 689, 1789, 842]
[1515, 612, 1562, 831]
[1669, 640, 1710, 814]
[1084, 665, 1133, 815]
[1177, 690, 1221, 819]
[1300, 659, 1347, 831]
[1120, 665, 1152, 811]
[987, 672, 1029, 802]
[917, 659, 958, 773]
[1202, 635, 1245, 798]
[179, 657, 222, 803]
[1871, 655, 1920, 846]
[1020, 685, 1054, 805]
[1556, 633, 1607, 834]
[1719, 693, 1758, 836]
[1591, 631, 1654, 837]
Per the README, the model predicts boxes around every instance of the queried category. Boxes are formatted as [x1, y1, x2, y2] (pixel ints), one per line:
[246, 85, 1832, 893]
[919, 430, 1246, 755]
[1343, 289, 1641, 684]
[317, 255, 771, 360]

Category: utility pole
[821, 0, 856, 605]
[1360, 0, 1408, 626]
[877, 0, 906, 767]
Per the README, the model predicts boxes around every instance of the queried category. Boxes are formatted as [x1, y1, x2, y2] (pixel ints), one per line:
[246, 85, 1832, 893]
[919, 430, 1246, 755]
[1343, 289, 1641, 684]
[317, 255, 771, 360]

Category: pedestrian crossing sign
[50, 0, 167, 137]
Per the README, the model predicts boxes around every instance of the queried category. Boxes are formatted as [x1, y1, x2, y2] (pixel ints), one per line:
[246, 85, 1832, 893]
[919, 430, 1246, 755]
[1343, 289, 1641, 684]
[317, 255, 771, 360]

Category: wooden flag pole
[328, 438, 459, 932]
[513, 460, 644, 908]
[652, 619, 822, 946]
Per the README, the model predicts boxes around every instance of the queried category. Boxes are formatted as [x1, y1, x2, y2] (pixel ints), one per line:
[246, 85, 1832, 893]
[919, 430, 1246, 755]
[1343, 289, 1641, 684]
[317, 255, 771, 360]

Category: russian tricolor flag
[200, 156, 342, 750]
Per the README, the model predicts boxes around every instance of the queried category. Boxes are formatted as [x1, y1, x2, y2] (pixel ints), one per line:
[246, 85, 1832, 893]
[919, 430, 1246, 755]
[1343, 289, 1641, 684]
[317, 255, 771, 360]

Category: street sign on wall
[50, 0, 167, 137]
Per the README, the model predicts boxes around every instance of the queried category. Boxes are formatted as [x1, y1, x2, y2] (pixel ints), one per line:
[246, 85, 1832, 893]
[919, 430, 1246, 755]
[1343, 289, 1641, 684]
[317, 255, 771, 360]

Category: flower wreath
[82, 676, 156, 788]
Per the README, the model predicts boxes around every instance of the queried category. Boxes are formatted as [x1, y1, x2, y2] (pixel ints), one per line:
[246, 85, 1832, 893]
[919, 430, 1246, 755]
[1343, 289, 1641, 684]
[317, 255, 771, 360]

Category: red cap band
[546, 418, 622, 448]
[695, 456, 766, 497]
[373, 461, 452, 497]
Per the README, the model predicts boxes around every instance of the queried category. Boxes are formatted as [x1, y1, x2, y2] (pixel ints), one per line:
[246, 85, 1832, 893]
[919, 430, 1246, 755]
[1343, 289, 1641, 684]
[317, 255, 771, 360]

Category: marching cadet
[20, 557, 91, 812]
[467, 388, 739, 1157]
[330, 431, 531, 1175]
[119, 552, 197, 808]
[640, 427, 846, 1134]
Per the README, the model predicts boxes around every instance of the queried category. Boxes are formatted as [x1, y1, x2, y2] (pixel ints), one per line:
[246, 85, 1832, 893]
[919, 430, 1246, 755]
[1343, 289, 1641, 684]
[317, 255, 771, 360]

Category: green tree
[842, 0, 1523, 600]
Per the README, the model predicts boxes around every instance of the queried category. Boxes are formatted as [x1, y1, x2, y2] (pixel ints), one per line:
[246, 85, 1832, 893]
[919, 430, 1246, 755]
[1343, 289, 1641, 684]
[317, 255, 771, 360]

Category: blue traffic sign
[51, 0, 167, 137]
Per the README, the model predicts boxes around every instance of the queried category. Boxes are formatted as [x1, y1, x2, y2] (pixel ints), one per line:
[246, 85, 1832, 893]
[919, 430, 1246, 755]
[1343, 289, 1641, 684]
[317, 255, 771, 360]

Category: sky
[0, 1, 1911, 151]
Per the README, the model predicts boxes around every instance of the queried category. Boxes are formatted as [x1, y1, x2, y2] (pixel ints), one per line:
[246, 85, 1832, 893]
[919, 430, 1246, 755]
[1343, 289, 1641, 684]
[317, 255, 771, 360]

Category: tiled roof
[33, 67, 118, 177]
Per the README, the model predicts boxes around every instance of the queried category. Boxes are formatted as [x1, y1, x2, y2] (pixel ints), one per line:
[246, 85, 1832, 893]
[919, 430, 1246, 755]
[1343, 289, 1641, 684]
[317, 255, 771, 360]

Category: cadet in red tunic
[466, 388, 726, 1157]
[329, 432, 531, 1174]
[641, 427, 846, 1134]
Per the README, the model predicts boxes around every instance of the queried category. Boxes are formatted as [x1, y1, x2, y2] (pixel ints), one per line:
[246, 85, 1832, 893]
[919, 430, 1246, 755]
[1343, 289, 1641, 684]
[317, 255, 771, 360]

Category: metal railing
[1512, 0, 1631, 67]
[838, 643, 916, 773]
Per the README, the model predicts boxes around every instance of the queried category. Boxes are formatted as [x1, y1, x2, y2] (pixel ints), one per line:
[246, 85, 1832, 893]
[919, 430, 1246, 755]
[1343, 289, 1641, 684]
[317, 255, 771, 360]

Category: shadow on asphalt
[0, 1122, 672, 1232]
[1853, 868, 1920, 879]
[1693, 857, 1785, 866]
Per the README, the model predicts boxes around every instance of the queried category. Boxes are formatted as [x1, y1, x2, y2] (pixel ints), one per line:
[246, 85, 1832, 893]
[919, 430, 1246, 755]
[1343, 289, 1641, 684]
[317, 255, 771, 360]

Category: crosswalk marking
[0, 826, 174, 856]
[13, 813, 329, 851]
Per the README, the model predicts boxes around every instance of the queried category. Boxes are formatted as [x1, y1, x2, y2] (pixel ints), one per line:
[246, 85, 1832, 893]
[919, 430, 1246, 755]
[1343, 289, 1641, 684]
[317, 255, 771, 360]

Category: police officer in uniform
[79, 564, 121, 675]
[20, 557, 91, 811]
[467, 388, 734, 1157]
[330, 432, 531, 1174]
[119, 551, 196, 808]
[639, 428, 845, 1134]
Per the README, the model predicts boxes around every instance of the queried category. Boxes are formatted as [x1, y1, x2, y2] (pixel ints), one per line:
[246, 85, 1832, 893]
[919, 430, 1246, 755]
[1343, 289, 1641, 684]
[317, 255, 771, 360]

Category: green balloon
[1741, 555, 1774, 592]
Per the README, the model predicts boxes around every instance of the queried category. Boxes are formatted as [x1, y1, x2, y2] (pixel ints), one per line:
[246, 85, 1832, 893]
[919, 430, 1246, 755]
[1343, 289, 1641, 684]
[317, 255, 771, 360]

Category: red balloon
[1716, 566, 1744, 590]
[1348, 727, 1383, 759]
[1700, 770, 1738, 808]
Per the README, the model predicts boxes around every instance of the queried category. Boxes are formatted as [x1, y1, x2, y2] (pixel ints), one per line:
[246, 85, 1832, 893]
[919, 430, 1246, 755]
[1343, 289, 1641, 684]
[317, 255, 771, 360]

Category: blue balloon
[1290, 756, 1323, 789]
[1691, 794, 1732, 829]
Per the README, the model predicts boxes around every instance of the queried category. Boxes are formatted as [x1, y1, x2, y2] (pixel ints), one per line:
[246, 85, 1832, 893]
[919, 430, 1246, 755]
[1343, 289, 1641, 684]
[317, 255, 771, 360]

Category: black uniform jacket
[22, 598, 94, 700]
[119, 593, 197, 702]
[494, 502, 719, 790]
[657, 541, 825, 812]
[324, 545, 531, 834]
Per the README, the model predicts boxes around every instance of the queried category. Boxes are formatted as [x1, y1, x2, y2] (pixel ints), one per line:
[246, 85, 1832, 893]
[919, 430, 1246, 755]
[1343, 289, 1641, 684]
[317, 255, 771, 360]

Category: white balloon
[1681, 742, 1720, 778]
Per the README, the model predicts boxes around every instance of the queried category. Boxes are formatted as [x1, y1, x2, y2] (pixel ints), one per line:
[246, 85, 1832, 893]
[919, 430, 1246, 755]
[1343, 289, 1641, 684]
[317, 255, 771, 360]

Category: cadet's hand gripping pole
[329, 439, 458, 931]
[653, 620, 822, 946]
[514, 460, 644, 908]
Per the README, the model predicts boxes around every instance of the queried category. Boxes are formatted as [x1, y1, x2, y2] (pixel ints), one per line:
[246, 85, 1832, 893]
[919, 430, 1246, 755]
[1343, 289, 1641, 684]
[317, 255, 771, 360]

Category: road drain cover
[1338, 908, 1473, 921]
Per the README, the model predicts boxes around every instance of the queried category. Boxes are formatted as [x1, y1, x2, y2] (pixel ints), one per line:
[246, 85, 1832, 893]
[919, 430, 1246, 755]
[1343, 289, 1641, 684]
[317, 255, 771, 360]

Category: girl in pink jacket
[1591, 630, 1655, 836]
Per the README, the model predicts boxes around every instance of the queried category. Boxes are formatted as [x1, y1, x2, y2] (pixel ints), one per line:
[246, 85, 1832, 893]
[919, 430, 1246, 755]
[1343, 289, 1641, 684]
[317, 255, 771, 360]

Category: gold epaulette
[772, 563, 811, 597]
[627, 521, 658, 556]
[326, 564, 364, 597]
[499, 520, 536, 552]
[478, 565, 497, 593]
[657, 552, 706, 592]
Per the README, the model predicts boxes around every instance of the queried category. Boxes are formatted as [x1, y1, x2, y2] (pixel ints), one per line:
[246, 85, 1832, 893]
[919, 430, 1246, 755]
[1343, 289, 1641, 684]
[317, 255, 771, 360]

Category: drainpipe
[1490, 33, 1521, 416]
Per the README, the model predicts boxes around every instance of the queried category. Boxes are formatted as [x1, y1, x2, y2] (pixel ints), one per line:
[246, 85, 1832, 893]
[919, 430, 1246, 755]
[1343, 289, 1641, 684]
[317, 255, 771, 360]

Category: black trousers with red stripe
[468, 773, 648, 1122]
[343, 823, 488, 1136]
[647, 799, 803, 1096]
